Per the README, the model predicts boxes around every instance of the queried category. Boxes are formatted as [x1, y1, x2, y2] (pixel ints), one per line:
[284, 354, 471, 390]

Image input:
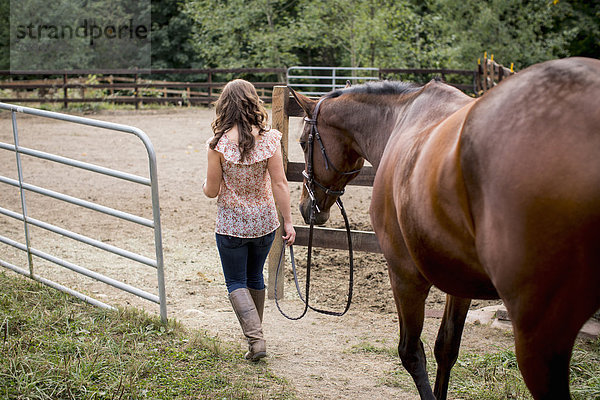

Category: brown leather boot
[248, 287, 266, 322]
[228, 288, 266, 361]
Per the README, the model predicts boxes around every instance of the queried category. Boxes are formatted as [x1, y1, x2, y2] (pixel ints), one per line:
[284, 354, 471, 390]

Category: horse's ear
[289, 87, 317, 118]
[345, 80, 352, 88]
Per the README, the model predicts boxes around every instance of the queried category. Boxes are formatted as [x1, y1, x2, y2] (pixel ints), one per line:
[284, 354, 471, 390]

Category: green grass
[570, 340, 600, 399]
[0, 272, 295, 400]
[450, 341, 600, 400]
[349, 339, 398, 358]
[451, 348, 532, 399]
[350, 331, 600, 399]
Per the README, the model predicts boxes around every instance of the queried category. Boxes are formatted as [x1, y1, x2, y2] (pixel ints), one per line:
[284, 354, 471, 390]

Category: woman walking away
[203, 79, 296, 361]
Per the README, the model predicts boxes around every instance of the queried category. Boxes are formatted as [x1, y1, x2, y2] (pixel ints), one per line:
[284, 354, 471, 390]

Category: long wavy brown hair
[209, 79, 269, 162]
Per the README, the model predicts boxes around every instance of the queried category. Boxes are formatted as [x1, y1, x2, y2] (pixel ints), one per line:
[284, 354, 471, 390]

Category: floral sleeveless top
[210, 129, 282, 238]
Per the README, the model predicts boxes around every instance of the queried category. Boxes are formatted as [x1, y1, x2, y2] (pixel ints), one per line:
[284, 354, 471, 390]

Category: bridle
[301, 97, 362, 211]
[275, 97, 361, 319]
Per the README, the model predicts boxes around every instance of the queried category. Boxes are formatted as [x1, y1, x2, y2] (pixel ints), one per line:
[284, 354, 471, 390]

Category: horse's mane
[327, 80, 424, 99]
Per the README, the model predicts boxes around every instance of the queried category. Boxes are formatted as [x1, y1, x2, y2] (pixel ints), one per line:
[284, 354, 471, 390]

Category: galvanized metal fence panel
[287, 66, 380, 96]
[0, 102, 167, 323]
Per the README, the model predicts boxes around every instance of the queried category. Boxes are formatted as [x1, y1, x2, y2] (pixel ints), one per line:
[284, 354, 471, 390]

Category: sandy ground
[0, 106, 522, 399]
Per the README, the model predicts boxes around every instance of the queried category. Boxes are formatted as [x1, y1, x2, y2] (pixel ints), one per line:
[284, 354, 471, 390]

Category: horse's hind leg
[433, 295, 471, 400]
[496, 241, 599, 399]
[508, 292, 588, 400]
[388, 265, 435, 399]
[511, 309, 575, 399]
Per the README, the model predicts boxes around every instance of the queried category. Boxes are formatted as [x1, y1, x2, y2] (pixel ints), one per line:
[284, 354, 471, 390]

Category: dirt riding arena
[0, 107, 518, 399]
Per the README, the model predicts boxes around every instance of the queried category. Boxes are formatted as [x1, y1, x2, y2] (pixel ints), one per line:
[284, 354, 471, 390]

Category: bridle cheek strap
[303, 98, 361, 209]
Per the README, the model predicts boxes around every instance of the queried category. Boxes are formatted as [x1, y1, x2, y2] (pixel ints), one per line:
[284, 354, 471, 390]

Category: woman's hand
[282, 221, 296, 246]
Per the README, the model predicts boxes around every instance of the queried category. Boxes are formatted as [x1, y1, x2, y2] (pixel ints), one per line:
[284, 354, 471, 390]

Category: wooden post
[482, 58, 489, 92]
[476, 59, 482, 94]
[134, 73, 140, 109]
[63, 74, 68, 108]
[498, 65, 505, 83]
[267, 86, 289, 300]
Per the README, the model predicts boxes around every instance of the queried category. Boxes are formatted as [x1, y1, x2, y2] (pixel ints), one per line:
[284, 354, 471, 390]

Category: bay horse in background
[291, 57, 600, 400]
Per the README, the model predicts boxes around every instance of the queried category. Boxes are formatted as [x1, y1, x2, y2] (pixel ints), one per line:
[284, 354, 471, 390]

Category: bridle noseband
[302, 97, 362, 214]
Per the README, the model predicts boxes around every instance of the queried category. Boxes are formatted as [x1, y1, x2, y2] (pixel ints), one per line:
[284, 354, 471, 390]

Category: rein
[274, 97, 359, 320]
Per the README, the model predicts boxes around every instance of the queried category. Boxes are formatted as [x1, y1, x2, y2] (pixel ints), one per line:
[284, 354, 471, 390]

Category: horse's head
[290, 89, 365, 225]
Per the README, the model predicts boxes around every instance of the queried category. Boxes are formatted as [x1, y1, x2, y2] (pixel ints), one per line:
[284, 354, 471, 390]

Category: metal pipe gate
[287, 66, 380, 96]
[0, 102, 167, 323]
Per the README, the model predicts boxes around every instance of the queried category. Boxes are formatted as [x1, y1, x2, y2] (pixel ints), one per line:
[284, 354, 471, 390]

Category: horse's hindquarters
[460, 57, 600, 305]
[460, 57, 600, 399]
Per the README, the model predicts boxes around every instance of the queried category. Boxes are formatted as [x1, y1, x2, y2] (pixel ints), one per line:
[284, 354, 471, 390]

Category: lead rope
[274, 197, 354, 320]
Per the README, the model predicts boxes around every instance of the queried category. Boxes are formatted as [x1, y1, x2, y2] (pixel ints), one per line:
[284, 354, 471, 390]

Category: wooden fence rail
[0, 67, 481, 110]
[0, 68, 286, 108]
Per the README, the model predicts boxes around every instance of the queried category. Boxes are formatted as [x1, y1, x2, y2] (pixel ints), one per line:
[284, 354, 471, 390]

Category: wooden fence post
[483, 58, 489, 92]
[489, 57, 496, 89]
[63, 74, 68, 108]
[476, 56, 516, 96]
[476, 59, 483, 94]
[109, 75, 114, 97]
[267, 85, 289, 300]
[134, 73, 140, 109]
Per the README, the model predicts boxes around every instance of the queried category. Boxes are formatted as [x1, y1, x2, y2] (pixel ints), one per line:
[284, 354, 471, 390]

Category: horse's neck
[339, 102, 401, 170]
[348, 83, 473, 170]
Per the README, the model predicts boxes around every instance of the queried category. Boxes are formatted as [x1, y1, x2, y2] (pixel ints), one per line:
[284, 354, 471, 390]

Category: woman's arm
[204, 147, 223, 198]
[267, 146, 296, 245]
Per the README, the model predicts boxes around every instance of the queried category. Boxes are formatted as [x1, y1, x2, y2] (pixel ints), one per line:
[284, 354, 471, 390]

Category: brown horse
[291, 57, 600, 400]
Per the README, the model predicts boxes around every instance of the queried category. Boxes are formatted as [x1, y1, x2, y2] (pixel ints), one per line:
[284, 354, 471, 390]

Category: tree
[290, 0, 387, 68]
[553, 0, 600, 59]
[0, 0, 9, 70]
[5, 0, 598, 74]
[151, 0, 200, 69]
[426, 0, 580, 69]
[8, 0, 150, 70]
[265, 0, 439, 69]
[184, 0, 298, 70]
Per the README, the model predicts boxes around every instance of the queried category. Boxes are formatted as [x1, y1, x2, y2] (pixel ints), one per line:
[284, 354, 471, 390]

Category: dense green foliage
[0, 272, 294, 399]
[151, 0, 199, 69]
[4, 0, 150, 70]
[182, 0, 600, 71]
[0, 0, 8, 70]
[0, 0, 598, 71]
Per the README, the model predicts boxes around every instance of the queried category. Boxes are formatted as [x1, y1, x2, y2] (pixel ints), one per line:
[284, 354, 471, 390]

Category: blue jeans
[215, 230, 276, 293]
